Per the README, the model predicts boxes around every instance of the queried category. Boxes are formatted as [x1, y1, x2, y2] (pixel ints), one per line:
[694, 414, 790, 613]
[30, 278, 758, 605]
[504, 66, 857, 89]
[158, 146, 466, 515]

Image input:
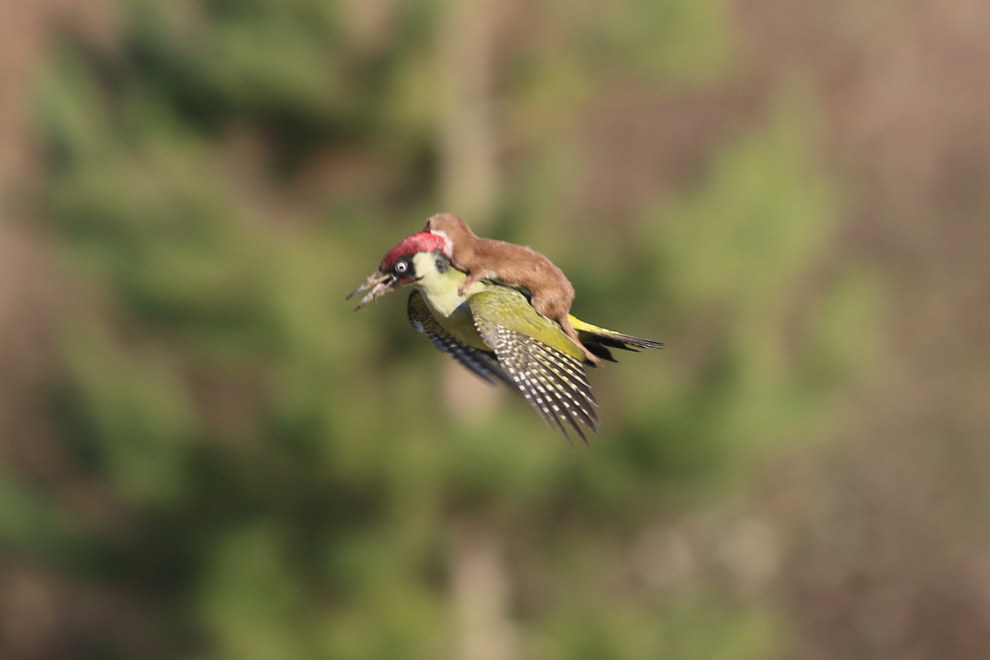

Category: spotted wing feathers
[407, 291, 512, 387]
[474, 318, 599, 443]
[407, 289, 600, 443]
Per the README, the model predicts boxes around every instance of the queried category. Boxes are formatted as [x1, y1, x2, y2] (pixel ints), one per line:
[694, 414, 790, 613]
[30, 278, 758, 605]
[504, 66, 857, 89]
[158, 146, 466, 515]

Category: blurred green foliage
[16, 0, 876, 656]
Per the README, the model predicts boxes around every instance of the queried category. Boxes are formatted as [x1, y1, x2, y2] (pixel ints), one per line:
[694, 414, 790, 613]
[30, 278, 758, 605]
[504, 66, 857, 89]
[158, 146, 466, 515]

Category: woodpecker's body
[424, 213, 599, 364]
[347, 232, 662, 441]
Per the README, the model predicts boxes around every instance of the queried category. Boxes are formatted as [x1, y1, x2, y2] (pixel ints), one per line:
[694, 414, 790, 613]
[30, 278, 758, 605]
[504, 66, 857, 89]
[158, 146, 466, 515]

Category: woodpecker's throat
[410, 252, 480, 317]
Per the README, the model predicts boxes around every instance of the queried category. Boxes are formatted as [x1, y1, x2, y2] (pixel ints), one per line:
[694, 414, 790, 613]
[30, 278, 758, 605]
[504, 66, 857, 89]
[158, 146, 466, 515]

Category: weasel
[424, 212, 600, 365]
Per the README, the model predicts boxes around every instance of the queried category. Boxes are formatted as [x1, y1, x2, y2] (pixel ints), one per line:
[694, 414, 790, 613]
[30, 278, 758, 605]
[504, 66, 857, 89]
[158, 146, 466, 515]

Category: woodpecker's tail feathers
[569, 316, 663, 362]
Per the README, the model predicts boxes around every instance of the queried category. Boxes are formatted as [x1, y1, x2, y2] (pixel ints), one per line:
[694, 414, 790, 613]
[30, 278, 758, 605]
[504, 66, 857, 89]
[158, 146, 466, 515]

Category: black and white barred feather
[407, 291, 599, 442]
[474, 320, 599, 443]
[407, 291, 512, 387]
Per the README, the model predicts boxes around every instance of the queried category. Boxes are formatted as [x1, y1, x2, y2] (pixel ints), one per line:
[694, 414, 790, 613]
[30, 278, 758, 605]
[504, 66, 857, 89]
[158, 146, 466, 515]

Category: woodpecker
[423, 213, 601, 365]
[347, 231, 662, 442]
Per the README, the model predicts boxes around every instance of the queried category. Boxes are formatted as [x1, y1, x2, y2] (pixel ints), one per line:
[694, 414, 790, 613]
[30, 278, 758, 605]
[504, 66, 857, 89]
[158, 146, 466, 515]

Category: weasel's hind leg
[559, 315, 602, 366]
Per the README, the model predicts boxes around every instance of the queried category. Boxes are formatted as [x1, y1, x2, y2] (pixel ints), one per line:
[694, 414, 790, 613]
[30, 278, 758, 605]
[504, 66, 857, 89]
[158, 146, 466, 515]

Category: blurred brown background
[2, 0, 990, 658]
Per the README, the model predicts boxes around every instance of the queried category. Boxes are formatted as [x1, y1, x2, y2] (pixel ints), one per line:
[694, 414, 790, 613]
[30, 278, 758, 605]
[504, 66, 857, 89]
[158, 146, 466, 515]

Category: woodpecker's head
[347, 232, 448, 309]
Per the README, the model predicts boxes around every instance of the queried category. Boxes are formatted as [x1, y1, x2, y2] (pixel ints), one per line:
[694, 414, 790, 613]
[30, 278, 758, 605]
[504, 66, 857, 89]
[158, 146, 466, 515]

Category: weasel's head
[424, 212, 475, 255]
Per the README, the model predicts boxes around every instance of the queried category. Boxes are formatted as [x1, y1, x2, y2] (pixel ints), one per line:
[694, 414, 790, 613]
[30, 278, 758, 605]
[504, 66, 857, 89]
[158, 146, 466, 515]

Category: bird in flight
[348, 226, 662, 442]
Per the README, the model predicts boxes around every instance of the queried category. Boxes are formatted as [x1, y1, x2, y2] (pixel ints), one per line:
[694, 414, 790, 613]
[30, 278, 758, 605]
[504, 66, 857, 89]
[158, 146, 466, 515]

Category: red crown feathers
[379, 232, 448, 271]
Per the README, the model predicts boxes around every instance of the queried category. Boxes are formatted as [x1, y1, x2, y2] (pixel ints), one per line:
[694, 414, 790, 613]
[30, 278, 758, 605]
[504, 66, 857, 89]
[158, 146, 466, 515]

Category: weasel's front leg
[457, 271, 484, 296]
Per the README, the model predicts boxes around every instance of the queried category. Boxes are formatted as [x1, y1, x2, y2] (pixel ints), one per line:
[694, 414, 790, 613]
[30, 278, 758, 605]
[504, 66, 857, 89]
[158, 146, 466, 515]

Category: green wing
[407, 291, 512, 387]
[469, 288, 587, 361]
[469, 291, 599, 442]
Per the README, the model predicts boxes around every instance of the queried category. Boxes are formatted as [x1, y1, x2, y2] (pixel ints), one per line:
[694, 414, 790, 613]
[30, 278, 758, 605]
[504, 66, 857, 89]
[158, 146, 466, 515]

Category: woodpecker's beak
[346, 270, 398, 310]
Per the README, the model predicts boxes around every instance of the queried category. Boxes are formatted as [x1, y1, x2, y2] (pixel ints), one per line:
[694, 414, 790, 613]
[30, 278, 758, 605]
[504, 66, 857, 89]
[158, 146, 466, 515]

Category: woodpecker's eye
[393, 260, 410, 275]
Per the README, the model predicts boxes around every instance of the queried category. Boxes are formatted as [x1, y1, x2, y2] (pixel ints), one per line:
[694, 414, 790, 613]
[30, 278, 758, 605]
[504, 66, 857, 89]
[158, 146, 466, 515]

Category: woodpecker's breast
[410, 252, 490, 351]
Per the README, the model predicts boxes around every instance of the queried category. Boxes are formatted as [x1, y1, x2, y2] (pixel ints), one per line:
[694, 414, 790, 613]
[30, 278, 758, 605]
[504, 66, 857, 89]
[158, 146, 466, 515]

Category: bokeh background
[2, 0, 989, 658]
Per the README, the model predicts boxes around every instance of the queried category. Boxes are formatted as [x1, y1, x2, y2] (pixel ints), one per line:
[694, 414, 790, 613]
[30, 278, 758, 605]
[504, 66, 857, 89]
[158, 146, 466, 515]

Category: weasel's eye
[394, 260, 410, 275]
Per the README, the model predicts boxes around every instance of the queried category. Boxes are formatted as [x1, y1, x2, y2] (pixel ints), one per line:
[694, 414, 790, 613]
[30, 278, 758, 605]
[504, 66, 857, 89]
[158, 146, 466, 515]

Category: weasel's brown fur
[424, 213, 600, 365]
